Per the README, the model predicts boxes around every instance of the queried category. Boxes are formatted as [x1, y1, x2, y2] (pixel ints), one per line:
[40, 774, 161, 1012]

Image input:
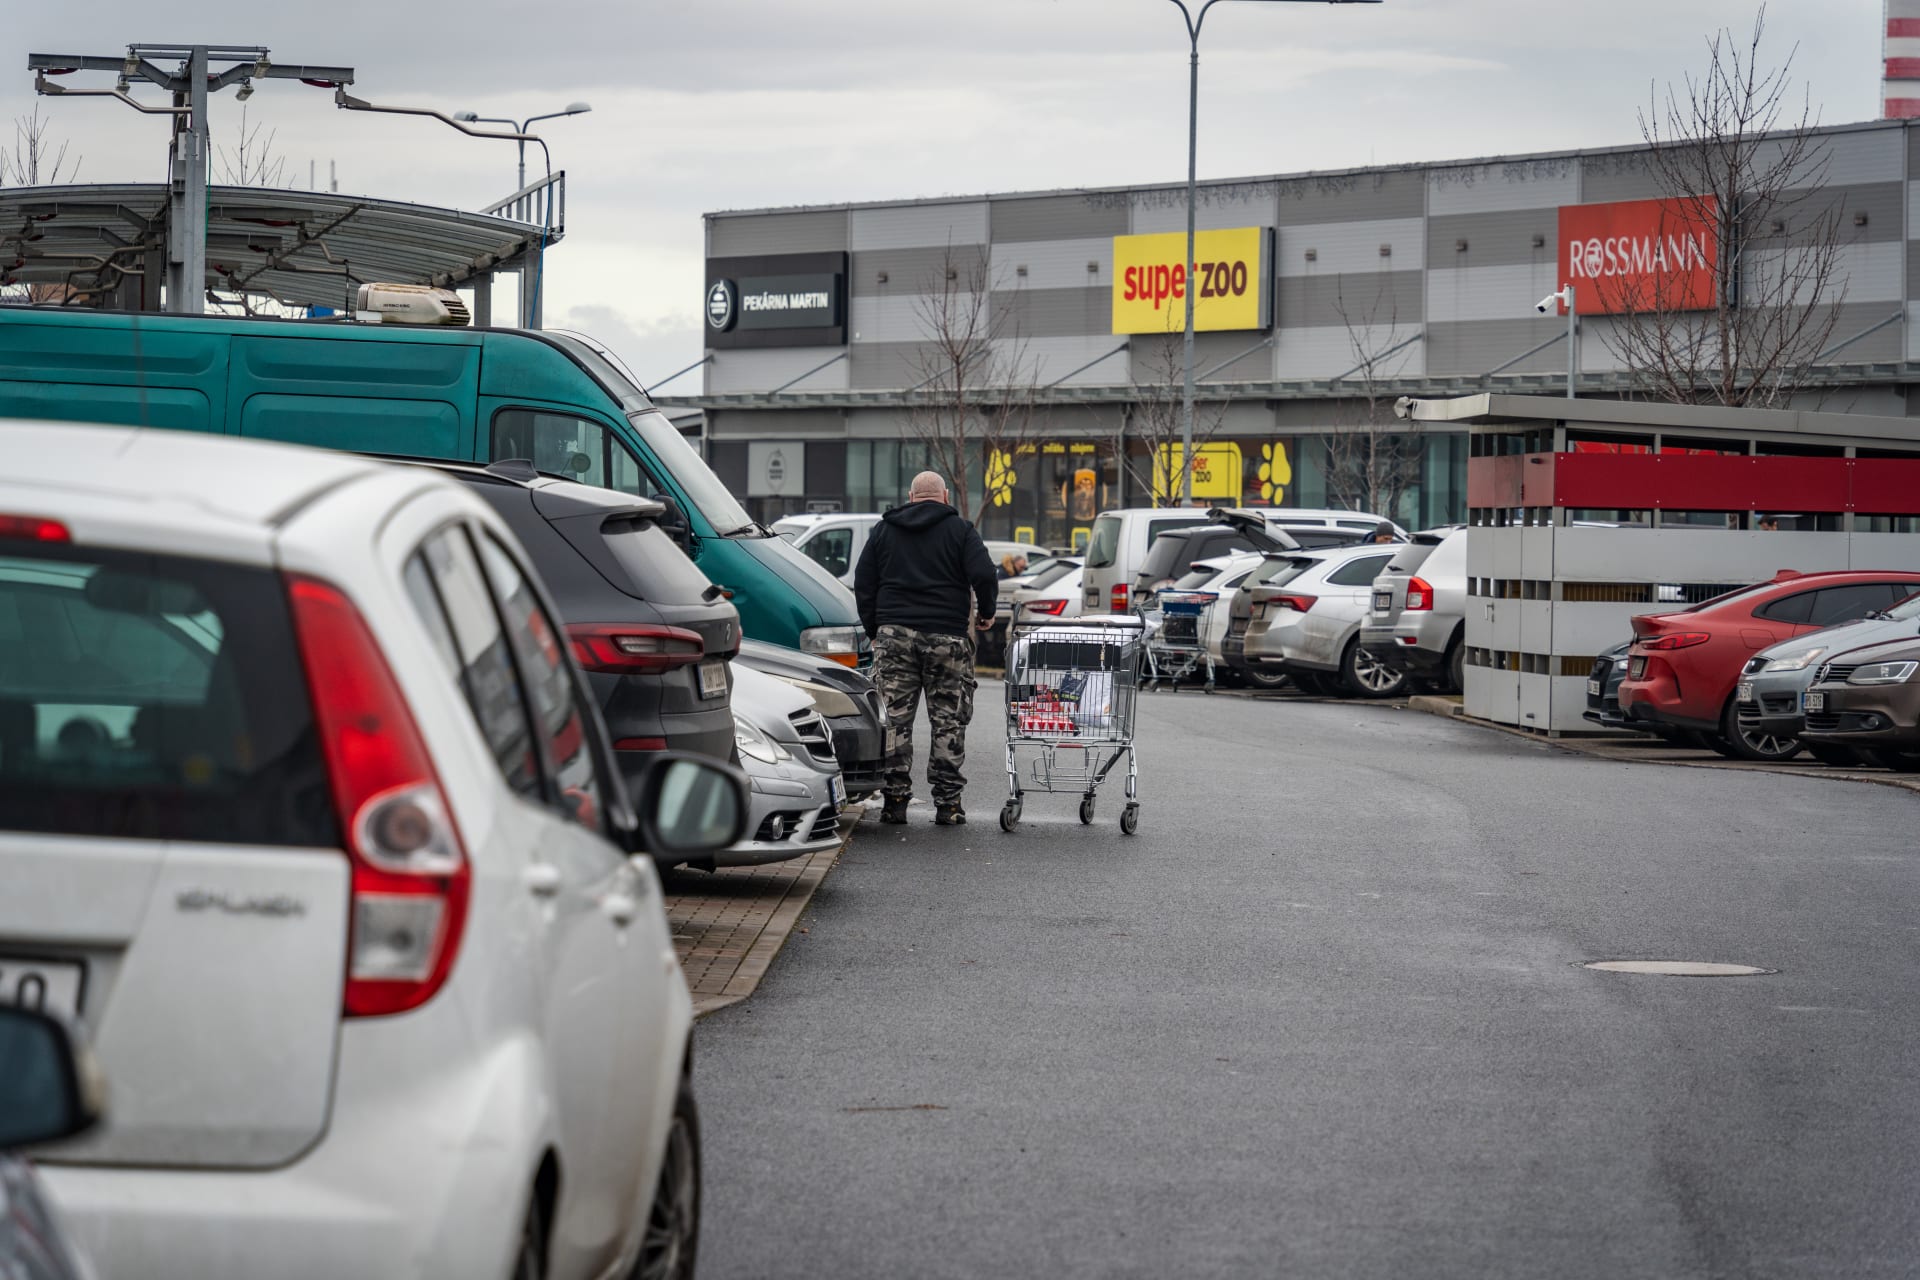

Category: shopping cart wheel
[1119, 803, 1139, 836]
[1078, 795, 1096, 825]
[999, 801, 1021, 832]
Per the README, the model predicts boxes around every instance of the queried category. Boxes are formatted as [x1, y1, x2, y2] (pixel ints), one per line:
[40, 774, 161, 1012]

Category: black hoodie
[853, 501, 999, 638]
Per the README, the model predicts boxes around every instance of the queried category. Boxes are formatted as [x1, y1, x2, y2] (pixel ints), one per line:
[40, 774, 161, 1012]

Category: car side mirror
[650, 493, 693, 551]
[621, 752, 749, 861]
[0, 1004, 106, 1150]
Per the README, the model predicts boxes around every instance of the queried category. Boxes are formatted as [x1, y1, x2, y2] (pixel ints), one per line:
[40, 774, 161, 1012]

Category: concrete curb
[1407, 695, 1463, 718]
[1422, 704, 1920, 798]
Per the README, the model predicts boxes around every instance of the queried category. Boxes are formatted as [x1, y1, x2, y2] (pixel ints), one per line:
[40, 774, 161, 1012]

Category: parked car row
[1589, 568, 1920, 767]
[0, 419, 891, 1279]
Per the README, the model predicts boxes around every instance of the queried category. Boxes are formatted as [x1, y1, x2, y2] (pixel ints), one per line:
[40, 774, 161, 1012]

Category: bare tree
[1121, 328, 1230, 507]
[1605, 6, 1844, 408]
[1, 105, 81, 186]
[1325, 274, 1422, 521]
[902, 246, 1042, 524]
[214, 106, 287, 187]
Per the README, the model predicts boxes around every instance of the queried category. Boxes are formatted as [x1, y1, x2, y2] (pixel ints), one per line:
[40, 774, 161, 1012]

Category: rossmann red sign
[1555, 197, 1718, 315]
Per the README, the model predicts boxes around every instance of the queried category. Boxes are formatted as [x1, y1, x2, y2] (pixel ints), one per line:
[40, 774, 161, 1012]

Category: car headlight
[1761, 647, 1826, 673]
[765, 674, 862, 720]
[1847, 661, 1919, 685]
[800, 625, 866, 668]
[733, 716, 791, 764]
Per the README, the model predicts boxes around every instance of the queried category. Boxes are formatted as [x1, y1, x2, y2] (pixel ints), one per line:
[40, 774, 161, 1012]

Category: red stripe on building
[1887, 97, 1920, 118]
[1890, 17, 1920, 36]
[1885, 57, 1920, 78]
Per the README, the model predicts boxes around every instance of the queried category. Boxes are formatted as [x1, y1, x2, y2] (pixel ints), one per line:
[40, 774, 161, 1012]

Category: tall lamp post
[1162, 0, 1379, 505]
[453, 101, 591, 190]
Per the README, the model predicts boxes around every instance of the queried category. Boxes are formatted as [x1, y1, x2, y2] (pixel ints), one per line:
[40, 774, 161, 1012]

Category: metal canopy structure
[0, 179, 566, 320]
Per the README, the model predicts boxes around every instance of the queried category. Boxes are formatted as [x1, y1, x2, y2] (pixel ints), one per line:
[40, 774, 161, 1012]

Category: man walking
[854, 471, 998, 826]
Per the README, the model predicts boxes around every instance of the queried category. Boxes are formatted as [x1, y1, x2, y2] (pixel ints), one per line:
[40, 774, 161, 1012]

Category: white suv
[0, 422, 745, 1280]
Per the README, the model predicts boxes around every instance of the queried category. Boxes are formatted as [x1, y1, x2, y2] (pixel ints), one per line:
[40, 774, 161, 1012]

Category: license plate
[698, 659, 728, 700]
[1737, 681, 1754, 703]
[827, 774, 843, 809]
[0, 956, 85, 1019]
[1373, 591, 1392, 612]
[1587, 679, 1601, 697]
[1805, 690, 1825, 713]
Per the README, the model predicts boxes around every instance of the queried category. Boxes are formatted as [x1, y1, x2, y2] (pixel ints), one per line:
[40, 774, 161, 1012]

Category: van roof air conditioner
[353, 283, 471, 327]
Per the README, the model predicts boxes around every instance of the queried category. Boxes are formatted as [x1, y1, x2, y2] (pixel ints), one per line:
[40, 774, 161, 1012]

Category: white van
[1081, 506, 1406, 616]
[773, 513, 881, 585]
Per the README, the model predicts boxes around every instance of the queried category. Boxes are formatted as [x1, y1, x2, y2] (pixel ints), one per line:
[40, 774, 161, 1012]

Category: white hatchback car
[0, 422, 745, 1280]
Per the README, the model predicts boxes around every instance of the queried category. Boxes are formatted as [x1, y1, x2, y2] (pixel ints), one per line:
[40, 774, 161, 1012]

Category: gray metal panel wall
[1427, 317, 1568, 376]
[707, 346, 850, 395]
[990, 287, 1111, 339]
[1275, 323, 1424, 380]
[850, 201, 988, 251]
[1011, 336, 1131, 387]
[990, 194, 1127, 242]
[1577, 154, 1664, 204]
[851, 341, 941, 389]
[1274, 168, 1425, 225]
[849, 245, 992, 298]
[1277, 217, 1426, 277]
[1129, 329, 1272, 382]
[988, 238, 1112, 292]
[1427, 159, 1580, 216]
[708, 209, 848, 256]
[1427, 208, 1559, 269]
[1129, 185, 1277, 235]
[1275, 271, 1422, 332]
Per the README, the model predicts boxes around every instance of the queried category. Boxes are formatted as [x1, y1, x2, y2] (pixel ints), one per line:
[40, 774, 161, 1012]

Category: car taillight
[1272, 594, 1317, 613]
[0, 514, 70, 542]
[286, 574, 470, 1019]
[1405, 577, 1433, 611]
[614, 737, 668, 752]
[1027, 599, 1068, 616]
[567, 623, 705, 674]
[1110, 583, 1129, 614]
[1640, 632, 1711, 651]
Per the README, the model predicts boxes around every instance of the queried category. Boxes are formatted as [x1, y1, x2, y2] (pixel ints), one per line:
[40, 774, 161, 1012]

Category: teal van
[0, 307, 864, 663]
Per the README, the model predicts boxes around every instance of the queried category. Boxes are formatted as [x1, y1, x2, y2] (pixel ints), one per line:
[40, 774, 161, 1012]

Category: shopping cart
[1139, 589, 1219, 692]
[999, 615, 1145, 835]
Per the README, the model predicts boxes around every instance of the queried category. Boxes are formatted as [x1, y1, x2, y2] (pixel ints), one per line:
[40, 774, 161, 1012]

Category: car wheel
[1717, 699, 1804, 762]
[1445, 636, 1465, 694]
[513, 1196, 547, 1280]
[1868, 748, 1920, 773]
[1240, 664, 1290, 691]
[634, 1080, 701, 1280]
[1802, 741, 1863, 768]
[1340, 639, 1408, 699]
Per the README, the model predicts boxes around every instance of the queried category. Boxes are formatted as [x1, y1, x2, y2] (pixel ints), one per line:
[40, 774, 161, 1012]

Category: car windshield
[622, 408, 757, 537]
[1086, 516, 1121, 569]
[1888, 591, 1920, 620]
[1139, 534, 1198, 584]
[1172, 565, 1220, 590]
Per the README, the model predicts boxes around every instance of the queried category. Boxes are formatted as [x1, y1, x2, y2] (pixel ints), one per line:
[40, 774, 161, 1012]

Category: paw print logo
[986, 449, 1015, 507]
[1258, 442, 1292, 504]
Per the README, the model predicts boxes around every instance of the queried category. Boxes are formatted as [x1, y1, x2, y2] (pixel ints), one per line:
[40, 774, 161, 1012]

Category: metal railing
[482, 170, 565, 237]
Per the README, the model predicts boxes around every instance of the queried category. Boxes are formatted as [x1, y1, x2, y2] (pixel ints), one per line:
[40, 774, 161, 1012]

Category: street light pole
[454, 102, 591, 191]
[1162, 0, 1380, 506]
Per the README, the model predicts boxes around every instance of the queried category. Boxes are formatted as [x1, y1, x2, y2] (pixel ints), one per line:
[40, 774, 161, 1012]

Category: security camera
[1535, 294, 1560, 315]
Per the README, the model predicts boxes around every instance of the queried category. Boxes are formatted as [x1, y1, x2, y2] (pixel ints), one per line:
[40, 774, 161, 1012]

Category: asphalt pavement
[694, 682, 1920, 1279]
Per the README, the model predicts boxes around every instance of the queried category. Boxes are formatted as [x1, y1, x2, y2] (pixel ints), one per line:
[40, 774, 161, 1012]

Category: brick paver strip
[663, 822, 853, 1018]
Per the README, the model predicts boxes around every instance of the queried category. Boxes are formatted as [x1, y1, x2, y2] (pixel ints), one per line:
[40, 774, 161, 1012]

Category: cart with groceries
[999, 615, 1144, 835]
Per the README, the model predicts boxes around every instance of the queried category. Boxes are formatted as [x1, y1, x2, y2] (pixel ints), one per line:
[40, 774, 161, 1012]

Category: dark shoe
[934, 804, 966, 826]
[879, 795, 909, 824]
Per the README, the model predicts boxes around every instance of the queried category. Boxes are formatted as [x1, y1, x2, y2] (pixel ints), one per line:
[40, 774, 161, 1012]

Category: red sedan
[1616, 569, 1920, 760]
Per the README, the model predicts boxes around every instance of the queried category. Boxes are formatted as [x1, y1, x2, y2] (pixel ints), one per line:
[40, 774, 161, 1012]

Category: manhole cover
[1583, 960, 1775, 977]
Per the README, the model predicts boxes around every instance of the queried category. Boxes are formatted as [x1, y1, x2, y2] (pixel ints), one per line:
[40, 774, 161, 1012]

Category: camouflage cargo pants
[873, 623, 977, 806]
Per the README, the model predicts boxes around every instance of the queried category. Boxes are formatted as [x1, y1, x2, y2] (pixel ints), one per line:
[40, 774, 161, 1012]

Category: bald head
[907, 471, 949, 504]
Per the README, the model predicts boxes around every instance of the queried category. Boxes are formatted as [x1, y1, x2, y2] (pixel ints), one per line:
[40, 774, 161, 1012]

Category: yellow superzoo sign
[1111, 227, 1273, 335]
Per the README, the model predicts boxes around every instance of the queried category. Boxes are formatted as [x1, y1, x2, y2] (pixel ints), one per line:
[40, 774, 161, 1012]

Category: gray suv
[1359, 527, 1467, 692]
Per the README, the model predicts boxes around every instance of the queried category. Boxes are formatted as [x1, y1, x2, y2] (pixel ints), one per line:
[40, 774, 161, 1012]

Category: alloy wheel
[1347, 643, 1406, 697]
[637, 1108, 699, 1280]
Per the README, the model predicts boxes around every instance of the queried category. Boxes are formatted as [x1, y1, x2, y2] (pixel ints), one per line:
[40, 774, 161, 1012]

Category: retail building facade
[663, 120, 1920, 548]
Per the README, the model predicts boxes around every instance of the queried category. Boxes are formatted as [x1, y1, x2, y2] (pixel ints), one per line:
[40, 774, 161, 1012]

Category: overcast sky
[2, 1, 1884, 386]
